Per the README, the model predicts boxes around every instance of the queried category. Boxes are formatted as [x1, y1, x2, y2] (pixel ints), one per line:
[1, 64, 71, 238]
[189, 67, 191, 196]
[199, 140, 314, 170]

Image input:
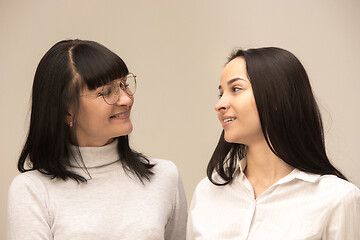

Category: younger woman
[187, 47, 359, 239]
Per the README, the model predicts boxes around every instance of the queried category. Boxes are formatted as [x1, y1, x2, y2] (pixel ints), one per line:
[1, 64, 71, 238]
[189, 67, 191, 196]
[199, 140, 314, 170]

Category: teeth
[224, 118, 235, 123]
[111, 113, 127, 118]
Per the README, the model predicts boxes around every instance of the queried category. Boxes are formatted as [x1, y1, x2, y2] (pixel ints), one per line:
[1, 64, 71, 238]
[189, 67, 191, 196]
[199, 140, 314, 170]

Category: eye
[118, 80, 129, 90]
[218, 92, 223, 99]
[99, 85, 114, 96]
[232, 86, 242, 92]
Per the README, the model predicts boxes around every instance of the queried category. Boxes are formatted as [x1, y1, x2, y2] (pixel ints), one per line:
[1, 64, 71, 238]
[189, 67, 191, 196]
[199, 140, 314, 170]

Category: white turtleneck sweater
[7, 140, 187, 240]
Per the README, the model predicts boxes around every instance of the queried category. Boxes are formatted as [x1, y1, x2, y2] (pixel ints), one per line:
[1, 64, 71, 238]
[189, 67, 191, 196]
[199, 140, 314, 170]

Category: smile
[223, 117, 236, 123]
[110, 112, 128, 118]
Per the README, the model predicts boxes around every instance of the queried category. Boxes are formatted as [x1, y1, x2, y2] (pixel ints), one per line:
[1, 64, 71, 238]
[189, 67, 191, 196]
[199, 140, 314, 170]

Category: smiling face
[215, 57, 263, 146]
[70, 80, 134, 147]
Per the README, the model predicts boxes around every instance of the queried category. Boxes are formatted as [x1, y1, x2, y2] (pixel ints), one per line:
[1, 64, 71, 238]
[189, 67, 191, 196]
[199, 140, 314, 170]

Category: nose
[114, 88, 134, 106]
[215, 95, 230, 112]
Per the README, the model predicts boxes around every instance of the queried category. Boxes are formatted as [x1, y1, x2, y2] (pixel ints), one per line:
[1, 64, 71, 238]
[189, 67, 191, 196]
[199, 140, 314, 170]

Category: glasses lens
[101, 74, 136, 105]
[124, 74, 136, 96]
[102, 84, 118, 105]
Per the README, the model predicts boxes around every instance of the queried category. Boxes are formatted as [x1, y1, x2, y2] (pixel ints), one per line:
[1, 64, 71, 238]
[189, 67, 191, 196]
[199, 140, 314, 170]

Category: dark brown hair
[207, 47, 346, 185]
[18, 39, 154, 183]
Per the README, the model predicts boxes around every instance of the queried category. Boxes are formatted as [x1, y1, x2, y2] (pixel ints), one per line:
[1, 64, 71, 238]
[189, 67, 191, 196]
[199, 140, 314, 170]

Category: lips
[221, 116, 237, 126]
[222, 116, 237, 123]
[223, 117, 236, 123]
[110, 111, 129, 118]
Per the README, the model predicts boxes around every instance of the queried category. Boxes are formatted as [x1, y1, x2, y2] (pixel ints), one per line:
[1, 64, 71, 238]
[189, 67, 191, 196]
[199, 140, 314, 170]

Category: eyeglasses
[80, 73, 137, 105]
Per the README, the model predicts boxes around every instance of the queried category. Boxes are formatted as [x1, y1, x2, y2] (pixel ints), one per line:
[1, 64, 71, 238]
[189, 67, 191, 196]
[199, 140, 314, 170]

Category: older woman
[7, 39, 187, 240]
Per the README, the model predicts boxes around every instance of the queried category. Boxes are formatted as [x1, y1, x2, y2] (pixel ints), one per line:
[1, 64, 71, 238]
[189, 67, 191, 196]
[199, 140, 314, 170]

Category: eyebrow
[218, 77, 247, 90]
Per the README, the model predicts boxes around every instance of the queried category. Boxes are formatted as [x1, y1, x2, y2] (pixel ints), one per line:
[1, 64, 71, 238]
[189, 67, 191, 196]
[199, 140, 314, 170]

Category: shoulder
[9, 171, 48, 191]
[8, 171, 51, 204]
[315, 175, 360, 204]
[148, 158, 182, 185]
[316, 175, 359, 195]
[189, 177, 228, 218]
[317, 176, 360, 238]
[150, 158, 180, 176]
[295, 171, 359, 198]
[196, 177, 214, 190]
[192, 177, 222, 199]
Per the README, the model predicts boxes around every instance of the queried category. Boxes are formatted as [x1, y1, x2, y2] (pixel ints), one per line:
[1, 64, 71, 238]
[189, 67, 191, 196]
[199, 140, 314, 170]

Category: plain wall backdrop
[1, 0, 359, 237]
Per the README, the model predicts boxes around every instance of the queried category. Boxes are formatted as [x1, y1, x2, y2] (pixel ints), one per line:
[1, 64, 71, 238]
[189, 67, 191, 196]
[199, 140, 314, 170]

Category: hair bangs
[71, 41, 129, 90]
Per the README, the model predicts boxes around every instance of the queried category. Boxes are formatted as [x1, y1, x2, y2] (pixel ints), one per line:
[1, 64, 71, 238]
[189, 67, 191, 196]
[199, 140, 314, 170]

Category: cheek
[77, 103, 110, 128]
[248, 99, 260, 123]
[234, 93, 258, 116]
[247, 99, 261, 129]
[235, 95, 261, 130]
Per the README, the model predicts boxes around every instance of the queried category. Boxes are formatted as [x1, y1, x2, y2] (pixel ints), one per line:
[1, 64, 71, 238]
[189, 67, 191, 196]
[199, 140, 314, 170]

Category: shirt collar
[237, 159, 321, 184]
[291, 169, 321, 183]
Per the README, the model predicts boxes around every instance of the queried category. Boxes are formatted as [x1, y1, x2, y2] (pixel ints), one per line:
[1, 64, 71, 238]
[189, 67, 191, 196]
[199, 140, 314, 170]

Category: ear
[64, 112, 73, 125]
[64, 105, 75, 125]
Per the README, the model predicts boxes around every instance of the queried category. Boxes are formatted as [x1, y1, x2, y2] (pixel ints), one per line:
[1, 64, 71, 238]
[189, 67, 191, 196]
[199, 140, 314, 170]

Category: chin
[114, 124, 133, 138]
[224, 132, 244, 144]
[122, 123, 133, 136]
[224, 132, 236, 143]
[122, 126, 133, 136]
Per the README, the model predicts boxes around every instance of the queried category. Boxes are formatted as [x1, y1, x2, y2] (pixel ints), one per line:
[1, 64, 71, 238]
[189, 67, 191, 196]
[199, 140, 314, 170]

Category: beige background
[1, 0, 359, 237]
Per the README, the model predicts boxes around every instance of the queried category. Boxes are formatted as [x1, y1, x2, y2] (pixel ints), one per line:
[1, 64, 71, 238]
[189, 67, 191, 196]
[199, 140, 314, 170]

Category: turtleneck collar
[69, 139, 120, 168]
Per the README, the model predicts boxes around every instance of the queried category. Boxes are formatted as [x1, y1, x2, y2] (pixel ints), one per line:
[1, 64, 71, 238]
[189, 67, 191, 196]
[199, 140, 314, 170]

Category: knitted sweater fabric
[7, 140, 187, 240]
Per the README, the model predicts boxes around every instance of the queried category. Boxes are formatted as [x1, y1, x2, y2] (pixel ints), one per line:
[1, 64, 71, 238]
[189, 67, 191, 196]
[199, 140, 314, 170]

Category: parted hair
[18, 39, 154, 182]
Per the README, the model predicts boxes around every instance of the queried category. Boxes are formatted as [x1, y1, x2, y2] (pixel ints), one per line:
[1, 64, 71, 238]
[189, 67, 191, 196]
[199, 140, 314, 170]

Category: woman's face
[215, 57, 263, 146]
[71, 80, 134, 147]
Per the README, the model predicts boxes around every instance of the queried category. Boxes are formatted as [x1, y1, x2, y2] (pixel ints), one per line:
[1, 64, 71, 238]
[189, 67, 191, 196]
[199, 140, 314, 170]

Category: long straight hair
[207, 47, 346, 185]
[18, 39, 154, 183]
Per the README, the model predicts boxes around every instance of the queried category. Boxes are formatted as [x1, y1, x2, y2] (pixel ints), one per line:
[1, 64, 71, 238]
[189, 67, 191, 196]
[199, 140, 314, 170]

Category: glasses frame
[80, 73, 137, 105]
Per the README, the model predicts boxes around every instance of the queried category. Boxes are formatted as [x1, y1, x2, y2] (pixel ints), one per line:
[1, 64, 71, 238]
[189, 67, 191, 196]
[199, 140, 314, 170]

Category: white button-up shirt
[187, 160, 360, 240]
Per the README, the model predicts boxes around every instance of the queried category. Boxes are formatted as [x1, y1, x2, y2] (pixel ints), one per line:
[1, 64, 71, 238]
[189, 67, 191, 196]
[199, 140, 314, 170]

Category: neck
[70, 139, 120, 169]
[75, 137, 115, 147]
[244, 139, 294, 186]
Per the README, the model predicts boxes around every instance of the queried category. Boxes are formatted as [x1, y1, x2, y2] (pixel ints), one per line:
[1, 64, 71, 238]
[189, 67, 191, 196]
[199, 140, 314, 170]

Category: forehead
[220, 57, 248, 83]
